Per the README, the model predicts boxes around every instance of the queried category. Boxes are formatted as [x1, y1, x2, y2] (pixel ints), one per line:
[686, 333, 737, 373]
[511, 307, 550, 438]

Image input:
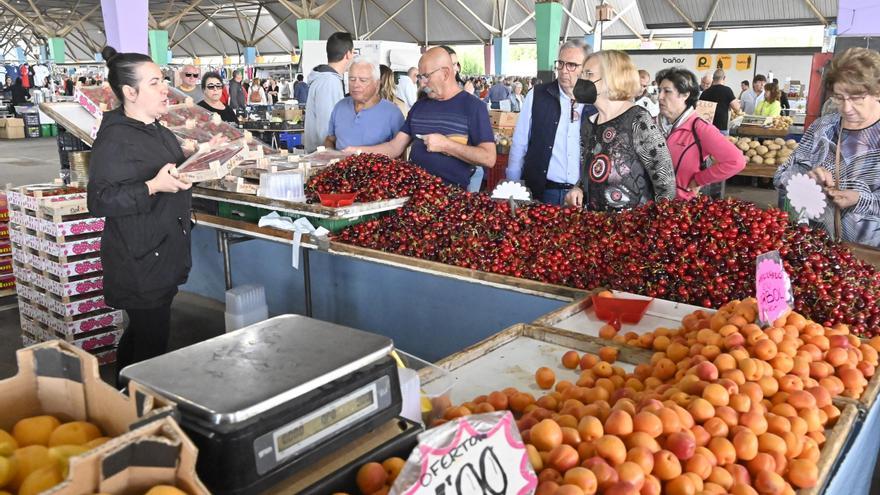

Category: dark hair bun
[101, 46, 118, 65]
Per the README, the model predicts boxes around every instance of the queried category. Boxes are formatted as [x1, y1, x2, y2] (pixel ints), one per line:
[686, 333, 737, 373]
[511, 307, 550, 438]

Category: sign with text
[392, 411, 536, 495]
[696, 100, 718, 122]
[696, 54, 713, 70]
[736, 54, 753, 70]
[716, 54, 732, 69]
[756, 251, 794, 326]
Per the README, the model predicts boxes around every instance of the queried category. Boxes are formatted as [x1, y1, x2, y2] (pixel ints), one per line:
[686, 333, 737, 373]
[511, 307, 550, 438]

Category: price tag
[756, 251, 794, 326]
[391, 411, 537, 495]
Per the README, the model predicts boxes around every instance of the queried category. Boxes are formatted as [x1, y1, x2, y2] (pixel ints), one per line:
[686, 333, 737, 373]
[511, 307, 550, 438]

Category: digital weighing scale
[120, 315, 402, 495]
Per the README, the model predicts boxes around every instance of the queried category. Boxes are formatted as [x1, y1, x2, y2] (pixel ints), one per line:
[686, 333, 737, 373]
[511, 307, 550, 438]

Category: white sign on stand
[391, 411, 537, 495]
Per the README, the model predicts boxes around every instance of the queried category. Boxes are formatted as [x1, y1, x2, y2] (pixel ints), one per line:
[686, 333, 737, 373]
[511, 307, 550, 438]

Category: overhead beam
[435, 0, 486, 43]
[252, 12, 293, 45]
[252, 22, 293, 52]
[363, 0, 417, 39]
[562, 0, 575, 41]
[25, 0, 50, 33]
[504, 11, 535, 38]
[350, 0, 358, 38]
[450, 0, 500, 34]
[802, 0, 828, 26]
[663, 0, 697, 30]
[58, 4, 100, 37]
[615, 12, 645, 41]
[249, 4, 262, 42]
[365, 0, 422, 42]
[231, 0, 251, 41]
[703, 0, 722, 30]
[171, 17, 212, 47]
[604, 0, 638, 31]
[159, 0, 204, 29]
[194, 6, 247, 44]
[312, 0, 343, 19]
[559, 3, 593, 33]
[0, 0, 50, 37]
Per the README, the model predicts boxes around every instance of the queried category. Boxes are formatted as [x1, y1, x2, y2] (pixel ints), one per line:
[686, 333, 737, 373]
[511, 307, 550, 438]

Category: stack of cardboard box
[0, 117, 25, 139]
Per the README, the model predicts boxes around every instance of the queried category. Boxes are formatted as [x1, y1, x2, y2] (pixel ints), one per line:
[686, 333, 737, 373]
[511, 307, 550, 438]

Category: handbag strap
[833, 119, 843, 242]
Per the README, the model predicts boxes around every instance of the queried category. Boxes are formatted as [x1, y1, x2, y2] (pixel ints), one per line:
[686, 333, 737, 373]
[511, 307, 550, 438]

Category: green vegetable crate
[217, 201, 384, 233]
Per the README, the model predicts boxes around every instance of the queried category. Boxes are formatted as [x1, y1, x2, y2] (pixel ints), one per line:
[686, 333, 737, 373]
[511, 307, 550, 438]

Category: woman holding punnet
[87, 45, 194, 384]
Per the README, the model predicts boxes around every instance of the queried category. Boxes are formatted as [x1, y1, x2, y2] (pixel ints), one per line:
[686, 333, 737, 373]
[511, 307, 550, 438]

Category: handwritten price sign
[756, 251, 794, 326]
[392, 411, 536, 495]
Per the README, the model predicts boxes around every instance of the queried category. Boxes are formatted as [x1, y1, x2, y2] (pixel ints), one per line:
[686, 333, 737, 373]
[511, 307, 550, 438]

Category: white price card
[391, 411, 537, 495]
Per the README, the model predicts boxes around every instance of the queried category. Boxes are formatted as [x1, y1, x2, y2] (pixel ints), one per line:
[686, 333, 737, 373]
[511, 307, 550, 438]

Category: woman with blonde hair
[566, 50, 676, 211]
[379, 65, 408, 117]
[775, 47, 880, 246]
[755, 82, 782, 117]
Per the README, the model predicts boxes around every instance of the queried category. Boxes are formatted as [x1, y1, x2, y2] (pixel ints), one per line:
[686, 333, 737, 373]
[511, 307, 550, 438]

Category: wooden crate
[533, 290, 710, 338]
[427, 322, 860, 494]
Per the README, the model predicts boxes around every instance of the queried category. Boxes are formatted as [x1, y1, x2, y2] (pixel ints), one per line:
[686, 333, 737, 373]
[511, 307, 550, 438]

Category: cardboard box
[47, 416, 209, 494]
[272, 106, 303, 123]
[0, 126, 25, 139]
[0, 340, 175, 437]
[0, 117, 24, 128]
[178, 141, 248, 183]
[489, 110, 518, 128]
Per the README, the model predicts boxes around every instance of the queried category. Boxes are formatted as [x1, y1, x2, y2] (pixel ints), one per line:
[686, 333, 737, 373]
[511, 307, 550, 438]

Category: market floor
[0, 291, 225, 383]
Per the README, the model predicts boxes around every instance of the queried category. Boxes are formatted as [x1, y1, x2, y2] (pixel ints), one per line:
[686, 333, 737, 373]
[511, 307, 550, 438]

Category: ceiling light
[208, 21, 214, 26]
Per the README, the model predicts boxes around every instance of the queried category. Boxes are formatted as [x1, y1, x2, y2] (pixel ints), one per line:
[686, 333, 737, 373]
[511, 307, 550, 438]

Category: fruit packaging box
[0, 255, 10, 276]
[18, 283, 109, 318]
[47, 416, 209, 495]
[20, 311, 122, 353]
[178, 141, 248, 183]
[19, 298, 122, 337]
[0, 339, 176, 437]
[0, 221, 10, 241]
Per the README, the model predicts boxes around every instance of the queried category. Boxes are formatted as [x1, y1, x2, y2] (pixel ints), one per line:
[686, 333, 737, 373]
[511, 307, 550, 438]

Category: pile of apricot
[428, 299, 878, 495]
[0, 415, 113, 495]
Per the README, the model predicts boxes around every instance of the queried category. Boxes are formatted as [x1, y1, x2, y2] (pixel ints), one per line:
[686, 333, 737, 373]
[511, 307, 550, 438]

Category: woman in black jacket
[88, 46, 195, 380]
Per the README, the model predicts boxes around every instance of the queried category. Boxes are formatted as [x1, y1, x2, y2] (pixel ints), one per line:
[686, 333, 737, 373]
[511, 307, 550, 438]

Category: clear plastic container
[395, 350, 453, 426]
[225, 305, 269, 332]
[225, 284, 266, 313]
[258, 170, 305, 202]
[225, 284, 269, 332]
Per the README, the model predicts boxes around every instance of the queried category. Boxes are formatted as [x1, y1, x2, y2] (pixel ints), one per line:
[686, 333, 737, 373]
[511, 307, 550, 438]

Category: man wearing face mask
[506, 40, 592, 205]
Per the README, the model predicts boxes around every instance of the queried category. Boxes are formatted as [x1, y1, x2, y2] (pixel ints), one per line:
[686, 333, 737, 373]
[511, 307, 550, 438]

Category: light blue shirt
[327, 97, 405, 150]
[506, 84, 583, 185]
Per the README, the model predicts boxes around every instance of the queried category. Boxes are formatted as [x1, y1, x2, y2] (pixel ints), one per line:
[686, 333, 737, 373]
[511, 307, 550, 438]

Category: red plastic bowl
[318, 192, 358, 207]
[589, 294, 653, 330]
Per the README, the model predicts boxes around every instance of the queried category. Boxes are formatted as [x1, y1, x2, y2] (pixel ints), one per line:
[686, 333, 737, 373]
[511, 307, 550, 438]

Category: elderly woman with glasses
[565, 50, 676, 211]
[197, 72, 237, 123]
[775, 47, 880, 247]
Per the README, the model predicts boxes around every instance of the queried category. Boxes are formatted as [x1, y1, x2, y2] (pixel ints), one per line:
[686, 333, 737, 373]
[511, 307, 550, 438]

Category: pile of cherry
[307, 154, 880, 337]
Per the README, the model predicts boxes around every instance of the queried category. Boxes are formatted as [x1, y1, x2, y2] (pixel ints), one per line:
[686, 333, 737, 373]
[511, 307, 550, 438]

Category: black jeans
[115, 303, 172, 385]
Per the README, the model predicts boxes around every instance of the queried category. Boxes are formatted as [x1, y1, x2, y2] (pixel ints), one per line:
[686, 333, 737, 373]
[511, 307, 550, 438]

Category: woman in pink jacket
[656, 67, 745, 199]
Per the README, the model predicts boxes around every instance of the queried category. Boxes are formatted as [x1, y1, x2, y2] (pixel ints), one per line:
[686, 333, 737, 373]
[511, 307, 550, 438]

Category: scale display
[253, 373, 394, 475]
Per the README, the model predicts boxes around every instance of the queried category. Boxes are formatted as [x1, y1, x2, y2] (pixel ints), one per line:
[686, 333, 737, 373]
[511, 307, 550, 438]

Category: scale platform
[121, 314, 402, 495]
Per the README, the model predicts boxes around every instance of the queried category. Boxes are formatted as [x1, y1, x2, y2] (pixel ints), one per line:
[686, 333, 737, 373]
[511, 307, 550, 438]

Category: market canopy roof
[0, 0, 837, 61]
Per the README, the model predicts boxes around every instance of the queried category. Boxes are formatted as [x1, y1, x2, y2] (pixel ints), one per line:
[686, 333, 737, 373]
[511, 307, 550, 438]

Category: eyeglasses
[570, 99, 580, 123]
[830, 93, 870, 105]
[417, 67, 446, 81]
[205, 84, 223, 90]
[185, 72, 200, 78]
[554, 60, 583, 72]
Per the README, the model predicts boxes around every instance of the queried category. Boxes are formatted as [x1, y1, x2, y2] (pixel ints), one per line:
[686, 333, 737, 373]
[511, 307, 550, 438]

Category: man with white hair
[506, 39, 591, 204]
[396, 67, 418, 108]
[324, 58, 405, 150]
[176, 64, 203, 101]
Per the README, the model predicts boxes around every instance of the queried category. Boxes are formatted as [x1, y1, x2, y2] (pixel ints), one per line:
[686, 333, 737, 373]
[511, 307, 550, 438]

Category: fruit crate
[532, 289, 711, 338]
[20, 312, 122, 360]
[429, 322, 860, 495]
[217, 201, 385, 234]
[18, 296, 122, 338]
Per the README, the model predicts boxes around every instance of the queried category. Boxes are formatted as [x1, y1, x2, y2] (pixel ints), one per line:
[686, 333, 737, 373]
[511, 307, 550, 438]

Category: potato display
[728, 137, 798, 167]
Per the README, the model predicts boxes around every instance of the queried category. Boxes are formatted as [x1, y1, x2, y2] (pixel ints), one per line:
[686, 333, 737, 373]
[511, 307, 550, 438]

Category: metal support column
[303, 248, 313, 317]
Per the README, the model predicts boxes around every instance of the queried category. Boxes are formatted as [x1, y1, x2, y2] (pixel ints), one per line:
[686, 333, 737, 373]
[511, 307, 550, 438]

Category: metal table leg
[303, 248, 312, 317]
[220, 231, 232, 290]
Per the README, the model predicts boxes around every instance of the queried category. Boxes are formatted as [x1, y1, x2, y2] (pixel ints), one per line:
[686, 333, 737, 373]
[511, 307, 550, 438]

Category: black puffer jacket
[87, 108, 191, 309]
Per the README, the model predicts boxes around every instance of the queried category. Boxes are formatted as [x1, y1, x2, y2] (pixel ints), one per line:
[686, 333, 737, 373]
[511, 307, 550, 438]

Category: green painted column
[148, 30, 169, 65]
[48, 37, 66, 63]
[535, 1, 564, 74]
[296, 19, 321, 50]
